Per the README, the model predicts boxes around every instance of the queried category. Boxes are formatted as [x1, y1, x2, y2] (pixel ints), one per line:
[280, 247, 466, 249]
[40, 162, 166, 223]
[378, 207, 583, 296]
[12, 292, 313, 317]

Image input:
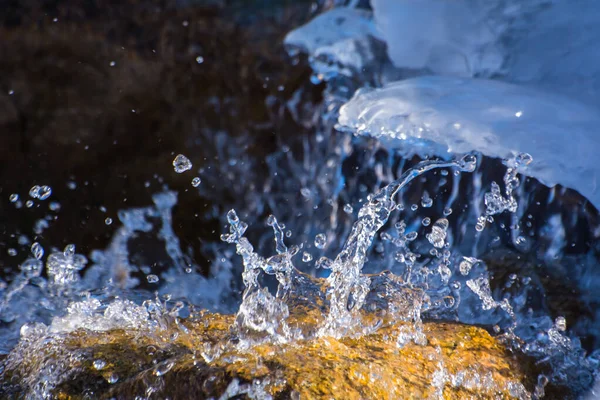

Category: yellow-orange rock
[0, 311, 533, 399]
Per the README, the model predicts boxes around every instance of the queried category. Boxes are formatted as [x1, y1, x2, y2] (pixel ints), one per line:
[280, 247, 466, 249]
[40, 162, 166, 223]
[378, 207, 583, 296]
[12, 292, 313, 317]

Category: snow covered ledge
[338, 76, 600, 209]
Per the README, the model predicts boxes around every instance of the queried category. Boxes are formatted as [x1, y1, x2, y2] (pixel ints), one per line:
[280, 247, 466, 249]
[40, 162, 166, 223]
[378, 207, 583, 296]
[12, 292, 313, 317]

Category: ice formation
[284, 7, 383, 80]
[371, 0, 600, 108]
[338, 76, 600, 209]
[370, 0, 505, 77]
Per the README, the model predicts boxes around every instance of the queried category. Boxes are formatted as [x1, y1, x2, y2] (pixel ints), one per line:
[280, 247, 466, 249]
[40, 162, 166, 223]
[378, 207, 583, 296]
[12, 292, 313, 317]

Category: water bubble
[93, 359, 106, 370]
[9, 194, 18, 202]
[49, 202, 61, 211]
[147, 274, 159, 284]
[443, 207, 452, 216]
[515, 236, 527, 245]
[7, 248, 17, 256]
[109, 61, 116, 67]
[25, 200, 34, 208]
[422, 217, 431, 227]
[302, 252, 313, 262]
[191, 177, 201, 187]
[421, 192, 433, 208]
[172, 154, 192, 173]
[285, 230, 292, 238]
[67, 181, 77, 190]
[410, 204, 418, 211]
[105, 217, 113, 225]
[343, 204, 354, 214]
[31, 242, 44, 260]
[314, 233, 327, 249]
[196, 56, 204, 64]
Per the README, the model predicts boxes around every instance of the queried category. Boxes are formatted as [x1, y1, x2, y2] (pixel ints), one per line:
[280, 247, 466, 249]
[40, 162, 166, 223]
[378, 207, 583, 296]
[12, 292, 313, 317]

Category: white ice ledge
[338, 76, 600, 209]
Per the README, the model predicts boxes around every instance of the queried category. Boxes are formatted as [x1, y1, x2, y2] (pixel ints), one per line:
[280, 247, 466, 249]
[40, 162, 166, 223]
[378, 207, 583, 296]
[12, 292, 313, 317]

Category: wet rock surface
[0, 311, 532, 399]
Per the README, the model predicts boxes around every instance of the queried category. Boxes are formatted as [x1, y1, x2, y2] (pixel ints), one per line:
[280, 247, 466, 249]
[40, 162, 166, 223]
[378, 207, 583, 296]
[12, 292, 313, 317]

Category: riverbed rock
[0, 311, 532, 399]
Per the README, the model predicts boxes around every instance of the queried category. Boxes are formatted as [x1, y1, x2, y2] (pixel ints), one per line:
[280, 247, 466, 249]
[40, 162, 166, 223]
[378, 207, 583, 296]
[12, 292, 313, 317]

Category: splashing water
[2, 5, 600, 398]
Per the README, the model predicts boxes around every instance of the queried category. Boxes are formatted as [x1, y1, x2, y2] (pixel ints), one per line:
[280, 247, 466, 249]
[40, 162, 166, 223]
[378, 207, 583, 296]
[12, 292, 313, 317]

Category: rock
[0, 311, 532, 399]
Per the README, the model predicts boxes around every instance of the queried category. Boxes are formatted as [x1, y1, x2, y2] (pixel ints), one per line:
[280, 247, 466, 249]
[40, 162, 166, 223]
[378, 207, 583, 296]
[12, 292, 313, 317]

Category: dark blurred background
[0, 0, 322, 279]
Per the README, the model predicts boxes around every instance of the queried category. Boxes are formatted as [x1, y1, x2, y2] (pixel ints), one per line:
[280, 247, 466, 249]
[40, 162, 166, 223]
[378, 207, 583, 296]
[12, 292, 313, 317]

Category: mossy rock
[0, 310, 532, 399]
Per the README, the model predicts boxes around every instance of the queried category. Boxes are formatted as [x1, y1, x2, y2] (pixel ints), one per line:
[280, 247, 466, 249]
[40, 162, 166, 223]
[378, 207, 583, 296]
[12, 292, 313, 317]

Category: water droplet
[300, 187, 311, 198]
[443, 207, 452, 216]
[105, 217, 113, 225]
[93, 359, 106, 370]
[147, 274, 159, 284]
[555, 316, 567, 332]
[67, 181, 77, 190]
[516, 236, 526, 245]
[9, 194, 18, 202]
[64, 244, 76, 257]
[196, 56, 204, 64]
[49, 202, 61, 211]
[459, 257, 478, 275]
[343, 204, 353, 214]
[107, 373, 119, 384]
[302, 252, 313, 262]
[29, 185, 40, 198]
[405, 231, 418, 241]
[285, 230, 292, 238]
[394, 252, 405, 263]
[422, 217, 431, 227]
[426, 218, 449, 248]
[421, 192, 433, 208]
[191, 177, 201, 187]
[475, 216, 486, 232]
[109, 61, 116, 67]
[410, 204, 418, 211]
[7, 248, 17, 256]
[31, 242, 44, 260]
[19, 258, 42, 278]
[38, 186, 52, 200]
[314, 233, 327, 249]
[316, 256, 332, 269]
[172, 154, 192, 173]
[154, 361, 175, 377]
[459, 154, 477, 172]
[25, 200, 34, 208]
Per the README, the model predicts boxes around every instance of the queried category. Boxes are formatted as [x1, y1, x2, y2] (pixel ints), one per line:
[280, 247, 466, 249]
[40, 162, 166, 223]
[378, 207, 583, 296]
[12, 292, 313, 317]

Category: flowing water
[1, 2, 600, 399]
